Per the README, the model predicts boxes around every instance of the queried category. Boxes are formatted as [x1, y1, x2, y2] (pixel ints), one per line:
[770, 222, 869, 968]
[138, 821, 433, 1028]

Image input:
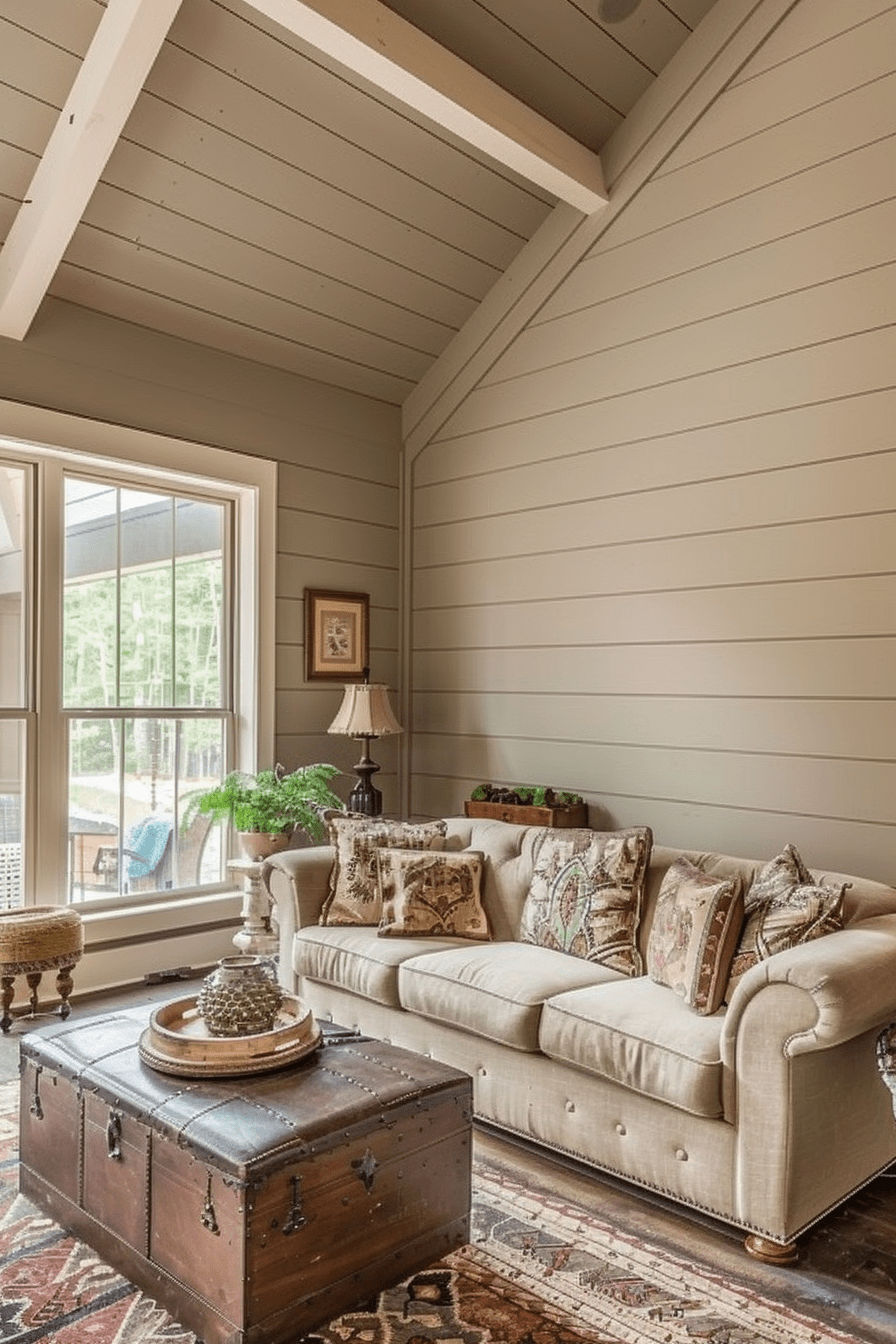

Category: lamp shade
[327, 683, 402, 738]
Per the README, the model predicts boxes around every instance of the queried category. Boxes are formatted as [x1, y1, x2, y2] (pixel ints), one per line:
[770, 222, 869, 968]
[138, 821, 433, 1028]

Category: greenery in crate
[184, 763, 343, 841]
[469, 783, 584, 809]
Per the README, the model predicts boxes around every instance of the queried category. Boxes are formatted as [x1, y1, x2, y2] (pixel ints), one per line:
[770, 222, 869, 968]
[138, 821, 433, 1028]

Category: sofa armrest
[262, 846, 334, 990]
[722, 913, 896, 1069]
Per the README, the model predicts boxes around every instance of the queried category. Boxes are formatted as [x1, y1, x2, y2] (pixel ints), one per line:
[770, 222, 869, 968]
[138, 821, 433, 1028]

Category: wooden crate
[464, 799, 588, 828]
[19, 1011, 472, 1344]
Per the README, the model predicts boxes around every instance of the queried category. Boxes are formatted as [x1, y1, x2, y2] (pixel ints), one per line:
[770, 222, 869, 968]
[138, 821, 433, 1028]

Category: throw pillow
[646, 859, 744, 1015]
[376, 849, 490, 940]
[519, 827, 653, 975]
[319, 817, 448, 926]
[726, 843, 847, 998]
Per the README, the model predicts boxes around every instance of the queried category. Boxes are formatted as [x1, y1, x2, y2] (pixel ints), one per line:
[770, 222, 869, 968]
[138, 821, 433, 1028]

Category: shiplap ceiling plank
[146, 40, 537, 270]
[0, 0, 184, 341]
[99, 139, 479, 332]
[181, 0, 555, 228]
[0, 0, 724, 401]
[118, 96, 504, 303]
[242, 0, 608, 212]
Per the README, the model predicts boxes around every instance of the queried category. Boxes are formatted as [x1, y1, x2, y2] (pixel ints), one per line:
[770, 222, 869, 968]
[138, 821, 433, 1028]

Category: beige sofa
[263, 816, 896, 1261]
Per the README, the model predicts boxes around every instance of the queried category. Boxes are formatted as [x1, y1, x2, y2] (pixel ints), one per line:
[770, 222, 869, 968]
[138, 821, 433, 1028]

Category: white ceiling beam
[0, 0, 183, 341]
[245, 0, 608, 213]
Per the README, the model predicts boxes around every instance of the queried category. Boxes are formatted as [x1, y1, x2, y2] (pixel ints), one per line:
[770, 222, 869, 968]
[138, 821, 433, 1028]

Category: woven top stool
[0, 906, 83, 1033]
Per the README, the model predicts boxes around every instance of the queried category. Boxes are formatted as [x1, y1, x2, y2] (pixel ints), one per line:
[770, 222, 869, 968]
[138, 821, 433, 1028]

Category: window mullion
[32, 461, 69, 906]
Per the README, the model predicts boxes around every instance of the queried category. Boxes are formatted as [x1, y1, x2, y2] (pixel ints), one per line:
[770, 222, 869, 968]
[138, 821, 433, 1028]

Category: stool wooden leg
[56, 964, 75, 1019]
[1, 975, 14, 1033]
[25, 970, 42, 1017]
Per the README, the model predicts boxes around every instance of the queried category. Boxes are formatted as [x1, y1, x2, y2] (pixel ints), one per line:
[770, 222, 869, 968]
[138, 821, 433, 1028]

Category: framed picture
[305, 589, 369, 681]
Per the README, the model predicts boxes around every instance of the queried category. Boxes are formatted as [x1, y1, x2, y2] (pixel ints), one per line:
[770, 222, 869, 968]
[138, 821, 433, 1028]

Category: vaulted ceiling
[0, 0, 719, 405]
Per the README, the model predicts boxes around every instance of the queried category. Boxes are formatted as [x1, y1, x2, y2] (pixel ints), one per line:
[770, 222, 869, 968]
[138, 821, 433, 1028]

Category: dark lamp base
[349, 742, 383, 816]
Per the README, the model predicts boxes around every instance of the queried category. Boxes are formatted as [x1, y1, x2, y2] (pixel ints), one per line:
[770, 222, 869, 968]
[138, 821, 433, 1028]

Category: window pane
[68, 716, 226, 900]
[0, 464, 26, 708]
[0, 720, 25, 909]
[64, 480, 226, 712]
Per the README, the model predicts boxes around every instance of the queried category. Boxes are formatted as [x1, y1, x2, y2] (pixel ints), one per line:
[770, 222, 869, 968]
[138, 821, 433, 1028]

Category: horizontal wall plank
[414, 453, 896, 568]
[411, 638, 896, 699]
[727, 0, 895, 82]
[661, 2, 896, 172]
[440, 263, 896, 432]
[413, 513, 895, 609]
[411, 691, 896, 762]
[498, 196, 896, 384]
[607, 68, 896, 248]
[278, 555, 398, 610]
[411, 575, 896, 649]
[414, 384, 896, 493]
[535, 133, 896, 327]
[411, 734, 896, 825]
[427, 324, 896, 449]
[279, 470, 397, 522]
[279, 512, 397, 571]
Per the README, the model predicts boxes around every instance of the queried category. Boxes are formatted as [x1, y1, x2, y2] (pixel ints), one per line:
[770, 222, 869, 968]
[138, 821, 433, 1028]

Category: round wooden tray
[138, 993, 322, 1077]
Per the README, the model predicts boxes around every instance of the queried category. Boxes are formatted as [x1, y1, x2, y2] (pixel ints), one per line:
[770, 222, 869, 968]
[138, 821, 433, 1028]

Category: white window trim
[0, 399, 276, 973]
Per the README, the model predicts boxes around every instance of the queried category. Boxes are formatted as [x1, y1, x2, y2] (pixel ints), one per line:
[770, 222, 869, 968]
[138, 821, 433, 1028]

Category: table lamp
[327, 677, 402, 816]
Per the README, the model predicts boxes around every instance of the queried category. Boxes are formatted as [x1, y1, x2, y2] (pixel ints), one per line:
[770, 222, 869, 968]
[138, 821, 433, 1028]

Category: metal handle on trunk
[106, 1110, 123, 1160]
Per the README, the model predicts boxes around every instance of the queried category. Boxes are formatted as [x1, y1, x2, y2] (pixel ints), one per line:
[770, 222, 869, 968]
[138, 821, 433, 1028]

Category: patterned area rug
[0, 1079, 855, 1344]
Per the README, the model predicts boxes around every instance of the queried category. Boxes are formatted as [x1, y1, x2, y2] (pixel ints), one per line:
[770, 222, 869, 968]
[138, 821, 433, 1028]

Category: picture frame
[305, 589, 369, 681]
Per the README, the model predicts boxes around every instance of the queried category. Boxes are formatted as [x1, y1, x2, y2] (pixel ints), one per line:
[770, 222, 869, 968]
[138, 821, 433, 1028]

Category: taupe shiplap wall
[0, 298, 402, 808]
[409, 0, 896, 882]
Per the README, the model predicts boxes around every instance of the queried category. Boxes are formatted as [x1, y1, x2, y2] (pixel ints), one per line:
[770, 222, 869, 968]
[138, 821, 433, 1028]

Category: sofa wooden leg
[744, 1233, 798, 1265]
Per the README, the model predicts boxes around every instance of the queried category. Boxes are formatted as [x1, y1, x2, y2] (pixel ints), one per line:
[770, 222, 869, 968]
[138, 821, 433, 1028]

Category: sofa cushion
[726, 843, 846, 998]
[296, 925, 468, 1007]
[539, 979, 726, 1119]
[519, 827, 652, 975]
[376, 849, 489, 940]
[646, 858, 743, 1015]
[320, 817, 447, 926]
[398, 942, 620, 1052]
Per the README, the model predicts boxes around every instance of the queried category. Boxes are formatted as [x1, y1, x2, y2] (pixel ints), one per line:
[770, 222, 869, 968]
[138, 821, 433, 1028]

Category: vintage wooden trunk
[19, 1009, 472, 1344]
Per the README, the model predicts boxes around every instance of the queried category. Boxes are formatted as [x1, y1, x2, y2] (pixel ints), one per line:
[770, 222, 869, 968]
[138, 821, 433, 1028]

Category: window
[0, 417, 274, 912]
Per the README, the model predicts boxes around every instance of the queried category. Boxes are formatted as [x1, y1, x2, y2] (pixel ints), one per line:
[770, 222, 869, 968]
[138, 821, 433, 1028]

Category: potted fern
[185, 763, 344, 858]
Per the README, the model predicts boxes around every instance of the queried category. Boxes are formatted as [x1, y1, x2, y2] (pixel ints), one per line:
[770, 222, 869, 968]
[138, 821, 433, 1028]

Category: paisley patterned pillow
[726, 843, 846, 999]
[647, 858, 743, 1015]
[319, 816, 447, 926]
[519, 827, 653, 975]
[376, 849, 489, 939]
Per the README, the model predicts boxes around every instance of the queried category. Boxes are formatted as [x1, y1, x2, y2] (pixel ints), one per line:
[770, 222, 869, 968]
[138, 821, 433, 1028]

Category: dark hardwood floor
[3, 980, 896, 1342]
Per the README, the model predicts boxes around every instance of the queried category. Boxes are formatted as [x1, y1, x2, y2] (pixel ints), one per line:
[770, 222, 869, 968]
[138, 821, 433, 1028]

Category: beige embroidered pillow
[320, 817, 448, 926]
[647, 859, 743, 1015]
[376, 849, 489, 940]
[726, 843, 846, 999]
[519, 827, 653, 975]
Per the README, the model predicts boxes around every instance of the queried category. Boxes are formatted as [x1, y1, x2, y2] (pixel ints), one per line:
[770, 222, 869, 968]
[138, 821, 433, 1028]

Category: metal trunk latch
[30, 1066, 43, 1121]
[200, 1173, 220, 1235]
[282, 1174, 306, 1235]
[106, 1110, 123, 1160]
[353, 1147, 378, 1193]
